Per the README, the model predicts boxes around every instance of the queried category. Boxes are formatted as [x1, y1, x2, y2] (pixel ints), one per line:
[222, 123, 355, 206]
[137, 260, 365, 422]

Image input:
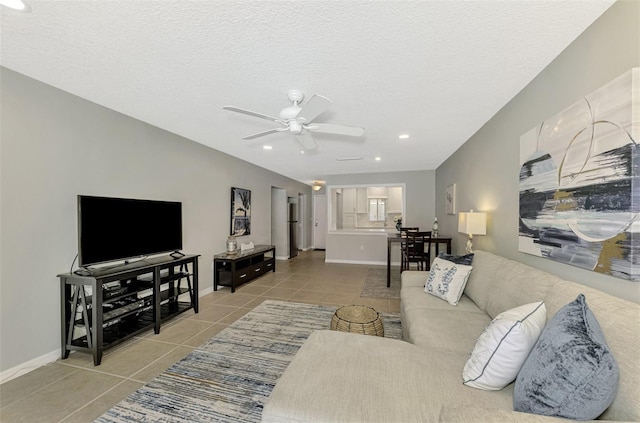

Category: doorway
[298, 193, 306, 251]
[288, 197, 298, 259]
[313, 194, 327, 250]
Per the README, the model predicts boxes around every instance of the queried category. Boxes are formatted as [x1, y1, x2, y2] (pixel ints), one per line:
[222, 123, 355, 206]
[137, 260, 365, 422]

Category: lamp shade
[458, 211, 487, 235]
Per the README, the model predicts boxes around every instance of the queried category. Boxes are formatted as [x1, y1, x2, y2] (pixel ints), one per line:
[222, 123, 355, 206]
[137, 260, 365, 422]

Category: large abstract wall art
[519, 68, 639, 281]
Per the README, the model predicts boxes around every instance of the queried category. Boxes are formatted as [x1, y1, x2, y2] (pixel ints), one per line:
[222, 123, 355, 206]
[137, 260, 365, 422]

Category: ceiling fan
[223, 90, 365, 150]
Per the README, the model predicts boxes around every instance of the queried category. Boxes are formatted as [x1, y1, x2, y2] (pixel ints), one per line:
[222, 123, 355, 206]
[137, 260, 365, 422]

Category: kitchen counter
[325, 229, 451, 266]
[325, 228, 399, 264]
[328, 228, 396, 235]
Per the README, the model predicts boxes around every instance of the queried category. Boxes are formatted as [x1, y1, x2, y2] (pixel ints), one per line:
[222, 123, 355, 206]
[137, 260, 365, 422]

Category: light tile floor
[0, 250, 400, 422]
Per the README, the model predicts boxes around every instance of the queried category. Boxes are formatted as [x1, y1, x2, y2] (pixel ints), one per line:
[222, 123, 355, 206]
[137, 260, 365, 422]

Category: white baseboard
[0, 348, 60, 385]
[199, 285, 213, 297]
[275, 255, 290, 261]
[324, 259, 385, 266]
[324, 259, 402, 266]
[2, 288, 216, 385]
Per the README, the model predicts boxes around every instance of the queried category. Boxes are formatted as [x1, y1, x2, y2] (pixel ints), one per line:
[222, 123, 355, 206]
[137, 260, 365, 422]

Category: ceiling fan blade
[223, 106, 281, 122]
[242, 128, 287, 140]
[297, 132, 318, 150]
[306, 123, 365, 137]
[297, 95, 333, 123]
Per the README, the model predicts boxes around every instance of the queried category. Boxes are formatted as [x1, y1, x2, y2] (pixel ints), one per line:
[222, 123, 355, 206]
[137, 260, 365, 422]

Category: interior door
[313, 194, 327, 249]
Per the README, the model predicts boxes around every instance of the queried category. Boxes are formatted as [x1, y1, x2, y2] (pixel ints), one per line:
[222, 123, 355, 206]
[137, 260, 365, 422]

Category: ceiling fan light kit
[223, 90, 365, 151]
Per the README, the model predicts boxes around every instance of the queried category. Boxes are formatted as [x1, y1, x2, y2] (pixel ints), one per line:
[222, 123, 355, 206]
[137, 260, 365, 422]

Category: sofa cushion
[402, 287, 485, 314]
[463, 301, 546, 390]
[485, 259, 559, 319]
[262, 330, 514, 423]
[513, 294, 619, 420]
[462, 250, 502, 312]
[403, 308, 491, 353]
[425, 257, 473, 306]
[401, 270, 430, 289]
[438, 252, 474, 265]
[401, 272, 486, 315]
[401, 283, 486, 343]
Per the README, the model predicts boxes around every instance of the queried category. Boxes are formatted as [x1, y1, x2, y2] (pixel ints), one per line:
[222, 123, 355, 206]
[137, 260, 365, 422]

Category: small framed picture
[231, 187, 251, 236]
[445, 183, 456, 215]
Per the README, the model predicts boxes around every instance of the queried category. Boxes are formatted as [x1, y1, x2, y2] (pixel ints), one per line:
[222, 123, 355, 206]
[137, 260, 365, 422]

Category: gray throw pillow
[437, 252, 474, 265]
[513, 294, 619, 420]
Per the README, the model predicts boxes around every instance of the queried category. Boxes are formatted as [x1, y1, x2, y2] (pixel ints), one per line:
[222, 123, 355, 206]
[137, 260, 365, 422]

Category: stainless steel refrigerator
[288, 203, 298, 258]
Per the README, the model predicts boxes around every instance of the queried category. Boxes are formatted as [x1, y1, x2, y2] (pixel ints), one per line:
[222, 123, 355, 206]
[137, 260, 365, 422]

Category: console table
[387, 235, 451, 287]
[213, 245, 276, 293]
[59, 254, 199, 365]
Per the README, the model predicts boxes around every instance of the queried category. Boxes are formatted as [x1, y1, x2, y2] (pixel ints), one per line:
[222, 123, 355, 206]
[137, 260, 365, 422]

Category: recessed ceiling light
[398, 134, 410, 139]
[263, 145, 273, 150]
[375, 156, 382, 161]
[300, 150, 305, 154]
[0, 0, 31, 12]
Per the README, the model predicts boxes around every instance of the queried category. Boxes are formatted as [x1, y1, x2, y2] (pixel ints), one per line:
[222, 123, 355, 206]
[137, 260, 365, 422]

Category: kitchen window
[369, 198, 386, 222]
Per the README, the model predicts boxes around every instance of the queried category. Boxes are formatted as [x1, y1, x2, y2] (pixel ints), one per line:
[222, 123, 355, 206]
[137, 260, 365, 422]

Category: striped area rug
[97, 300, 402, 422]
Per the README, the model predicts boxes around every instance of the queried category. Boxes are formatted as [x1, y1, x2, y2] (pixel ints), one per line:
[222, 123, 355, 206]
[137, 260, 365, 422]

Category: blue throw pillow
[513, 294, 619, 420]
[438, 252, 474, 266]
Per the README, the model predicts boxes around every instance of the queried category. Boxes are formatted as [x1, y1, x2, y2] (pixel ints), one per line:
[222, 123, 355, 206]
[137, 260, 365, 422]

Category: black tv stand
[170, 250, 185, 259]
[213, 245, 275, 293]
[73, 268, 92, 277]
[59, 254, 199, 365]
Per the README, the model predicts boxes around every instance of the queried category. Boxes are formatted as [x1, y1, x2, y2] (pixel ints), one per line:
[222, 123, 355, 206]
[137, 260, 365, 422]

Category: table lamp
[458, 210, 487, 253]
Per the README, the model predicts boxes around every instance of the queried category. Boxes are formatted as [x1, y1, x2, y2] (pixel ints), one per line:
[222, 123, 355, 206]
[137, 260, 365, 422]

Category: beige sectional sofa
[262, 250, 639, 422]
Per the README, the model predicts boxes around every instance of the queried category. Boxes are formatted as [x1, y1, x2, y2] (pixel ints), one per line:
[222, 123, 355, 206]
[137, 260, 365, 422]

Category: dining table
[387, 234, 452, 287]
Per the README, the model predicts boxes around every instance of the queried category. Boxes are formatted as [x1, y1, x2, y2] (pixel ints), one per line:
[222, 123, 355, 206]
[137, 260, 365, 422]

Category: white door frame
[313, 194, 327, 249]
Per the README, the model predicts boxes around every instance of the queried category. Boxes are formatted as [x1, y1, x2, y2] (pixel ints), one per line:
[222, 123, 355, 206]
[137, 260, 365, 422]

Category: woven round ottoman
[330, 305, 384, 337]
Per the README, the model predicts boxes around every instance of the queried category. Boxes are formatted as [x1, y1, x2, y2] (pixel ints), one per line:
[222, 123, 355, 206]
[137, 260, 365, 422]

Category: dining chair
[402, 231, 432, 271]
[399, 227, 419, 270]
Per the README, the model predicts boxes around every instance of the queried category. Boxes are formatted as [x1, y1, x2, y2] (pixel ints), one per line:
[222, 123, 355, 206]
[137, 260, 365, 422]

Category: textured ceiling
[0, 0, 614, 185]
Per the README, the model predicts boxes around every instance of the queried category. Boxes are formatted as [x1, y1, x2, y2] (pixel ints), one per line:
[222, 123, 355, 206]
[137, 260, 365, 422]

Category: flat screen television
[78, 195, 182, 267]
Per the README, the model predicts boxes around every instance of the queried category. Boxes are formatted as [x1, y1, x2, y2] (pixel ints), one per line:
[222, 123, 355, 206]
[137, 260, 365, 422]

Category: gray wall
[271, 187, 288, 259]
[435, 0, 640, 303]
[0, 67, 311, 373]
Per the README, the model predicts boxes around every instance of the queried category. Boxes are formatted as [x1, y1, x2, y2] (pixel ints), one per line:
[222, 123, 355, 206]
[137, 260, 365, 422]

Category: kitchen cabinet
[342, 213, 356, 228]
[388, 187, 403, 213]
[343, 188, 356, 213]
[356, 188, 368, 213]
[367, 187, 388, 198]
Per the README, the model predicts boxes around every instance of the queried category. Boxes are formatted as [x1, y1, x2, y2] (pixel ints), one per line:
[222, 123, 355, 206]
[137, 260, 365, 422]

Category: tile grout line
[56, 378, 132, 423]
[11, 255, 398, 421]
[0, 363, 82, 410]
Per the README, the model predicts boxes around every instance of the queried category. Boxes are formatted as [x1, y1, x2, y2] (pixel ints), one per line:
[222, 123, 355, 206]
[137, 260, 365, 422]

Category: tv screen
[78, 195, 182, 267]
